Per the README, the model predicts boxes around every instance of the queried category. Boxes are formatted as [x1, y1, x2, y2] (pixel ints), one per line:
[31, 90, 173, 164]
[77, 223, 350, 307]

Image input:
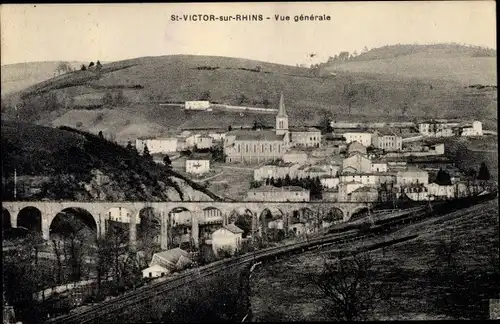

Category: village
[106, 92, 493, 280]
[133, 94, 490, 205]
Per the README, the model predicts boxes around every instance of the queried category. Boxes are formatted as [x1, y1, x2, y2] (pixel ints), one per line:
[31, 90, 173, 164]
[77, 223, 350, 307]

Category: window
[238, 144, 241, 153]
[246, 145, 248, 153]
[254, 145, 256, 153]
[269, 144, 272, 151]
[262, 144, 264, 152]
[149, 272, 152, 278]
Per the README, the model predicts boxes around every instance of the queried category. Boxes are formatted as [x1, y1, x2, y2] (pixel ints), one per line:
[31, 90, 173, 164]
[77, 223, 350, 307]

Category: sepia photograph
[1, 2, 498, 323]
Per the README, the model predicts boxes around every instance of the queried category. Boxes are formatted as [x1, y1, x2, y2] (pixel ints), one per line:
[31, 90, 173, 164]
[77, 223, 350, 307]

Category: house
[246, 185, 310, 202]
[253, 162, 301, 181]
[283, 150, 309, 164]
[347, 186, 379, 202]
[371, 161, 388, 173]
[148, 248, 192, 274]
[397, 167, 429, 186]
[372, 129, 402, 152]
[289, 127, 322, 148]
[107, 207, 135, 223]
[347, 141, 368, 156]
[136, 138, 178, 154]
[339, 173, 396, 186]
[186, 159, 210, 175]
[459, 121, 483, 137]
[185, 100, 211, 110]
[342, 153, 372, 174]
[142, 264, 169, 279]
[212, 224, 244, 256]
[343, 132, 372, 147]
[320, 176, 340, 189]
[194, 135, 214, 150]
[418, 120, 457, 137]
[297, 165, 331, 179]
[208, 132, 227, 142]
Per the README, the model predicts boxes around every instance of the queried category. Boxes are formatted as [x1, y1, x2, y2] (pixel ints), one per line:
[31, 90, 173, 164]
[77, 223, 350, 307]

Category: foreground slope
[1, 121, 222, 202]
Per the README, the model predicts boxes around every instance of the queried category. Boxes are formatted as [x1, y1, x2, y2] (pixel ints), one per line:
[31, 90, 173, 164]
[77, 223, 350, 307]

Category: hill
[1, 61, 87, 96]
[0, 120, 222, 202]
[325, 43, 496, 85]
[1, 50, 497, 142]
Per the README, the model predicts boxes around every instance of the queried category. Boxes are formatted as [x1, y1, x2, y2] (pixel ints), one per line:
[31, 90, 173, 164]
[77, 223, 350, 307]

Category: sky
[1, 2, 496, 66]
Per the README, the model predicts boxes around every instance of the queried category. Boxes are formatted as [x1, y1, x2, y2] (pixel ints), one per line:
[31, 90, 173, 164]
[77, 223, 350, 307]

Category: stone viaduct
[2, 200, 373, 249]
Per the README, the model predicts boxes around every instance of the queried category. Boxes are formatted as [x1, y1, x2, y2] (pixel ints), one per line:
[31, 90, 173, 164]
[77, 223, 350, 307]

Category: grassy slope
[1, 61, 86, 96]
[1, 45, 497, 142]
[250, 199, 499, 321]
[0, 120, 222, 202]
[325, 44, 497, 85]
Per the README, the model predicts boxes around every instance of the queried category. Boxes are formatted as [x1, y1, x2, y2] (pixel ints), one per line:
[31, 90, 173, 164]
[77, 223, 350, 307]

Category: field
[250, 199, 500, 321]
[1, 44, 497, 142]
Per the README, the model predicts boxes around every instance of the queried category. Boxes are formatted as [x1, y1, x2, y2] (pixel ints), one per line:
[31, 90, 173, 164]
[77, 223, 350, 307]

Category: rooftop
[249, 185, 309, 192]
[223, 224, 244, 234]
[375, 128, 399, 136]
[228, 130, 285, 141]
[290, 127, 321, 133]
[351, 186, 378, 193]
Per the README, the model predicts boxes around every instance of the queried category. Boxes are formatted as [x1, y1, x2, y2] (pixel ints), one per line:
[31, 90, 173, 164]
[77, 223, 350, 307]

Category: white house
[169, 209, 192, 226]
[212, 224, 244, 256]
[107, 207, 137, 223]
[208, 132, 227, 142]
[371, 161, 388, 173]
[136, 138, 178, 154]
[320, 176, 340, 189]
[418, 120, 457, 137]
[195, 135, 214, 149]
[186, 159, 210, 175]
[185, 101, 211, 110]
[142, 264, 169, 279]
[343, 132, 373, 147]
[397, 167, 429, 185]
[460, 121, 483, 137]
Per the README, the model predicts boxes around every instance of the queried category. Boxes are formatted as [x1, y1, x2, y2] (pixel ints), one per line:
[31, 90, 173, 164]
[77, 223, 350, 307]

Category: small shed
[149, 248, 191, 272]
[142, 264, 169, 278]
[212, 224, 244, 256]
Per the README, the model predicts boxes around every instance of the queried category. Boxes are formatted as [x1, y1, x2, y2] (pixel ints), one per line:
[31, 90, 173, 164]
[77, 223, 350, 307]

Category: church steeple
[276, 92, 289, 136]
[277, 92, 287, 117]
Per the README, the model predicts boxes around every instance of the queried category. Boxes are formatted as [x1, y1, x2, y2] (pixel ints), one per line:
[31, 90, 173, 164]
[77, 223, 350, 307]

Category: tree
[311, 251, 389, 321]
[262, 99, 270, 108]
[96, 60, 102, 69]
[477, 162, 490, 181]
[98, 131, 104, 139]
[343, 87, 358, 116]
[255, 65, 261, 72]
[88, 61, 95, 68]
[143, 144, 152, 161]
[228, 125, 232, 132]
[163, 155, 172, 168]
[319, 109, 334, 134]
[80, 64, 87, 71]
[239, 94, 248, 105]
[200, 90, 211, 101]
[56, 62, 73, 75]
[401, 102, 409, 117]
[434, 168, 452, 185]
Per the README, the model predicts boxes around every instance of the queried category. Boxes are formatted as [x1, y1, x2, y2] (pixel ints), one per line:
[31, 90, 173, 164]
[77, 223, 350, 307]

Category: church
[224, 92, 321, 164]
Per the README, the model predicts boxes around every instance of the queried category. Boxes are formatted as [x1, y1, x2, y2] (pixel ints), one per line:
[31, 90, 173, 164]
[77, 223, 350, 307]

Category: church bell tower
[276, 92, 289, 137]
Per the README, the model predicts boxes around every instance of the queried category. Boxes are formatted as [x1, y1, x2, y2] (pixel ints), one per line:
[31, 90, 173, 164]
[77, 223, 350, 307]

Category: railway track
[46, 196, 496, 324]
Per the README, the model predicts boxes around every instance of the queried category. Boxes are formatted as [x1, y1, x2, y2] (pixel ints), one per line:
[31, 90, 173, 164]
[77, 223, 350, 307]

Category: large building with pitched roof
[223, 92, 321, 163]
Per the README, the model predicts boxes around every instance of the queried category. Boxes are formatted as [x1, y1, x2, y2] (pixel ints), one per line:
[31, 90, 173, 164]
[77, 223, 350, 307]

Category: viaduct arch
[2, 201, 373, 249]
